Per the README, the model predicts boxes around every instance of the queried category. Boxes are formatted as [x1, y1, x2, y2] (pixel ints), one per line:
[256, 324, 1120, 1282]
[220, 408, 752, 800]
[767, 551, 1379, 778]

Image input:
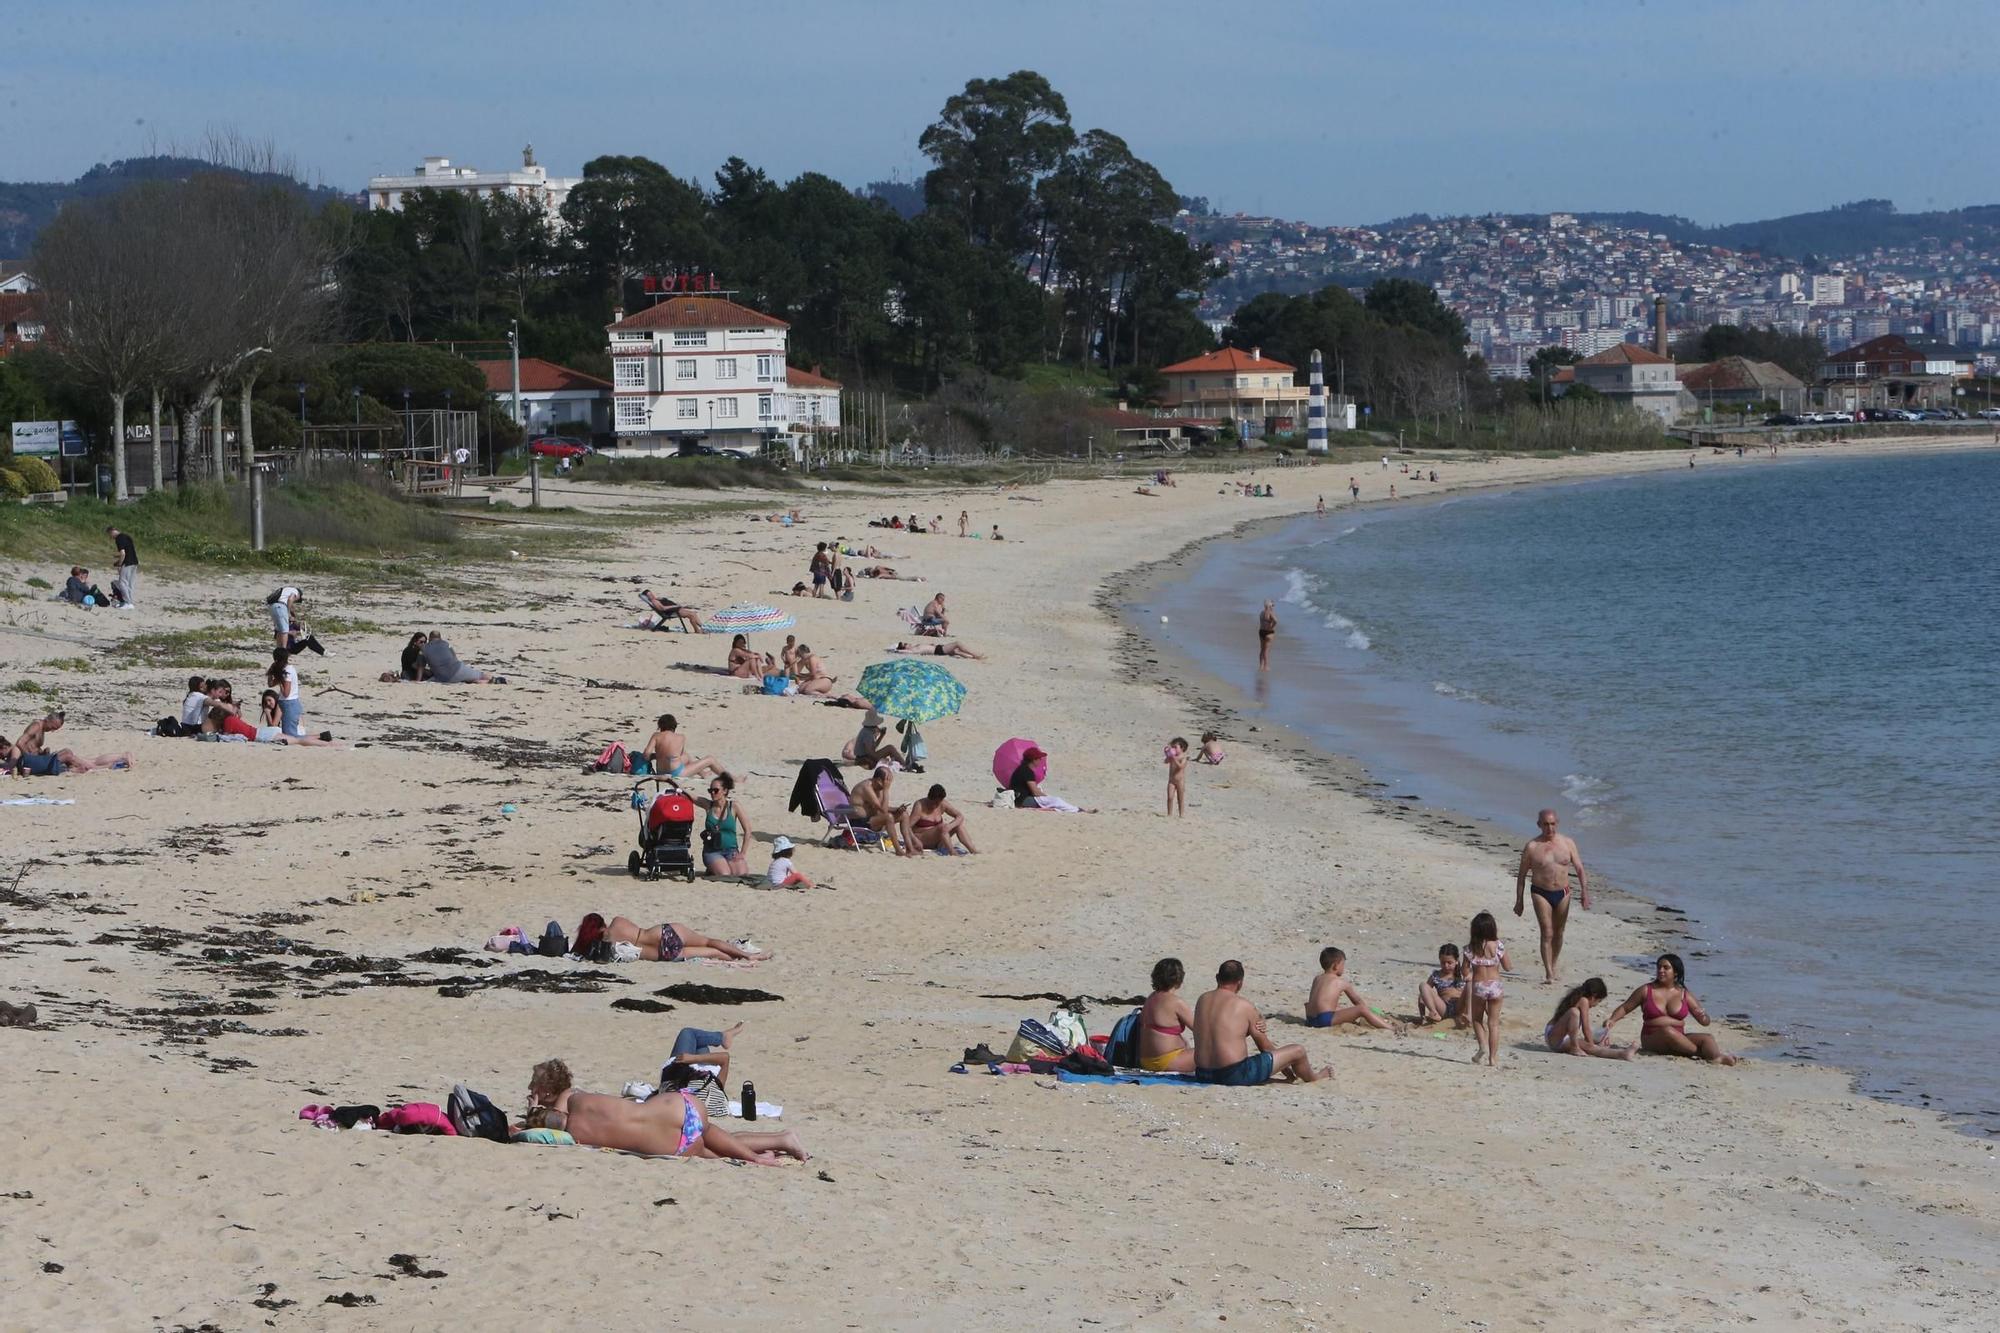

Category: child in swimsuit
[1197, 732, 1224, 765]
[1463, 911, 1511, 1067]
[1418, 944, 1467, 1026]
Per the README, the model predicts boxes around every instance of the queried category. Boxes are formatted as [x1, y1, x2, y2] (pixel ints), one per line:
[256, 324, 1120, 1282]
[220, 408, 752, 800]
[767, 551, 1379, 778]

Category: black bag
[536, 921, 568, 957]
[446, 1084, 510, 1142]
[585, 939, 615, 965]
[1059, 1047, 1115, 1077]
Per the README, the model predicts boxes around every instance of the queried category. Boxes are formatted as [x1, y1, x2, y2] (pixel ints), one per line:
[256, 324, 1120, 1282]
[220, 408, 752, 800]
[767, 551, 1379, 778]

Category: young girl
[1543, 978, 1634, 1060]
[1164, 737, 1189, 817]
[1197, 732, 1225, 766]
[1463, 911, 1513, 1066]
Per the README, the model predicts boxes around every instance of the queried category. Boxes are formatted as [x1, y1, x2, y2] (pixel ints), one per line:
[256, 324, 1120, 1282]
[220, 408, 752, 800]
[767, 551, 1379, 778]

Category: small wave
[1432, 680, 1485, 703]
[1562, 773, 1613, 808]
[1281, 567, 1319, 608]
[1340, 525, 1357, 536]
[1285, 566, 1368, 648]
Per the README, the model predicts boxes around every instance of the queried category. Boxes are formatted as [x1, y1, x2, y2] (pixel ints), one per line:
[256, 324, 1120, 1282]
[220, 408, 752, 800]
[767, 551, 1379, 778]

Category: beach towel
[1054, 1070, 1197, 1087]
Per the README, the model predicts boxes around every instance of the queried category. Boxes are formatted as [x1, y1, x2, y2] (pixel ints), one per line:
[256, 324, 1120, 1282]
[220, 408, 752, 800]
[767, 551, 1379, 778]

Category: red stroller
[627, 776, 697, 881]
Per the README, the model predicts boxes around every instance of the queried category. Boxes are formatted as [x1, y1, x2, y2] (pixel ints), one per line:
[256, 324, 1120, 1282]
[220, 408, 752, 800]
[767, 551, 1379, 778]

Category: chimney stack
[612, 306, 625, 325]
[1251, 346, 1261, 362]
[1654, 297, 1669, 357]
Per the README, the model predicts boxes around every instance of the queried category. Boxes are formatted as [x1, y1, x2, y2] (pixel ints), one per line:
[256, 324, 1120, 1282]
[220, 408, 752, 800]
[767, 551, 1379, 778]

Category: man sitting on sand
[1192, 959, 1329, 1086]
[9, 712, 133, 776]
[640, 589, 707, 632]
[1305, 947, 1405, 1034]
[919, 592, 950, 634]
[526, 1058, 807, 1165]
[420, 631, 504, 685]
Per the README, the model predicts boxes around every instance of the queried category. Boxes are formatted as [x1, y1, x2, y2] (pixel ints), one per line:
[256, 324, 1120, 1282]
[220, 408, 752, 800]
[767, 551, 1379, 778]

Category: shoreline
[1, 437, 1995, 1328]
[1101, 436, 2000, 1122]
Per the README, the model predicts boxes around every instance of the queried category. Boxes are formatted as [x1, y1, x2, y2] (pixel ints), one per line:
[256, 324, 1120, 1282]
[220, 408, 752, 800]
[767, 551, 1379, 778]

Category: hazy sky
[6, 0, 1993, 226]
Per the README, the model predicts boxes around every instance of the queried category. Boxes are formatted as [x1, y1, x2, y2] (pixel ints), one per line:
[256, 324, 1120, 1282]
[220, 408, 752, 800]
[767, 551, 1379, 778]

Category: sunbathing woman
[858, 565, 921, 581]
[890, 640, 986, 660]
[725, 634, 774, 680]
[898, 783, 978, 856]
[1137, 957, 1196, 1073]
[1601, 954, 1739, 1064]
[527, 1059, 805, 1164]
[602, 916, 771, 962]
[640, 589, 707, 633]
[1543, 978, 1635, 1060]
[639, 714, 726, 783]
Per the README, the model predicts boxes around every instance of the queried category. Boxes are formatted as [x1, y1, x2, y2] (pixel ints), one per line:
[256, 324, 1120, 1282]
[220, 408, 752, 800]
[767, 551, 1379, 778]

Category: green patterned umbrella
[855, 658, 967, 723]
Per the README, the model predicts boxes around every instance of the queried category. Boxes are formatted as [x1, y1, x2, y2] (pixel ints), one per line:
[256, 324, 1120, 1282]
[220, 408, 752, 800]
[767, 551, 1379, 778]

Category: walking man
[1257, 599, 1277, 671]
[106, 525, 139, 609]
[1515, 808, 1591, 985]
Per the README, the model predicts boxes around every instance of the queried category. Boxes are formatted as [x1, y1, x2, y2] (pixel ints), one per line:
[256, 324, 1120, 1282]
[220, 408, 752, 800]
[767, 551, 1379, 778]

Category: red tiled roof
[0, 292, 43, 324]
[786, 365, 841, 389]
[1158, 346, 1296, 375]
[1577, 342, 1672, 366]
[608, 296, 787, 331]
[1678, 357, 1802, 392]
[471, 357, 611, 394]
[1091, 407, 1184, 430]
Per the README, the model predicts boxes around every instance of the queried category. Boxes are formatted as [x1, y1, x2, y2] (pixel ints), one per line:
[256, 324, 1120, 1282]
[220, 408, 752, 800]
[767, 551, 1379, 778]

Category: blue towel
[1054, 1070, 1196, 1086]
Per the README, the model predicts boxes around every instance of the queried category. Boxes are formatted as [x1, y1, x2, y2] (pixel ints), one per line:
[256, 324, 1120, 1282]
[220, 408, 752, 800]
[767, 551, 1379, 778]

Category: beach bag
[1046, 1005, 1089, 1053]
[377, 1103, 456, 1136]
[264, 588, 285, 605]
[1105, 1010, 1142, 1068]
[1016, 1017, 1071, 1057]
[447, 1084, 511, 1143]
[590, 741, 630, 774]
[761, 674, 790, 697]
[537, 921, 568, 958]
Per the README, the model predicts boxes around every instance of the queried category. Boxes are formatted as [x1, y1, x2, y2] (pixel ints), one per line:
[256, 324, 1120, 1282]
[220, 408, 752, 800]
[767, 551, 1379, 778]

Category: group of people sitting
[844, 763, 979, 856]
[5, 712, 132, 776]
[382, 631, 503, 684]
[57, 566, 114, 609]
[164, 673, 339, 747]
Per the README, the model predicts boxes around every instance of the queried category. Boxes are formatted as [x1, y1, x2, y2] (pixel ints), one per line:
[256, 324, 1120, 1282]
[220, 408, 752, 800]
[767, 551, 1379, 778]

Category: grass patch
[112, 625, 264, 671]
[313, 614, 385, 636]
[565, 455, 801, 490]
[40, 657, 92, 672]
[24, 576, 51, 589]
[8, 679, 57, 696]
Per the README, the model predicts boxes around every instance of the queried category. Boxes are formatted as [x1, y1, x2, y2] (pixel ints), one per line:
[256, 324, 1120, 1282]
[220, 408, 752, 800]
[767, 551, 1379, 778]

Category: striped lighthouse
[1307, 347, 1328, 454]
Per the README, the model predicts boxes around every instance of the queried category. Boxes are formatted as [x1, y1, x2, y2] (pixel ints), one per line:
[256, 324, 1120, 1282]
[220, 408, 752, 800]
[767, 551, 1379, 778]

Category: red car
[528, 436, 591, 459]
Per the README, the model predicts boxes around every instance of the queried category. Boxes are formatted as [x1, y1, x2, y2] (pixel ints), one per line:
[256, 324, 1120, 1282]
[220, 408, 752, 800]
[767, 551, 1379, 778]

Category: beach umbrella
[700, 603, 797, 634]
[992, 737, 1047, 787]
[855, 658, 966, 724]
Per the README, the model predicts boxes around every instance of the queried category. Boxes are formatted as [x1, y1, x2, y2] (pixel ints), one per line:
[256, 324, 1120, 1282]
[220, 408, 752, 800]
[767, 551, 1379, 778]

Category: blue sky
[6, 0, 1993, 225]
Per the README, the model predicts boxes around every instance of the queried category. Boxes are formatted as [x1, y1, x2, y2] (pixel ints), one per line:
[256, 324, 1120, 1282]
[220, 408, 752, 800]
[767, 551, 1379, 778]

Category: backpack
[264, 588, 285, 605]
[588, 741, 629, 774]
[1105, 1009, 1142, 1069]
[536, 921, 568, 957]
[446, 1084, 510, 1143]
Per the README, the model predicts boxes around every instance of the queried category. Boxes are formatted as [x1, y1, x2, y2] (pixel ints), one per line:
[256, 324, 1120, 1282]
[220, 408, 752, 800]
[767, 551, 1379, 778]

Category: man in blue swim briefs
[1515, 807, 1592, 987]
[1192, 959, 1330, 1087]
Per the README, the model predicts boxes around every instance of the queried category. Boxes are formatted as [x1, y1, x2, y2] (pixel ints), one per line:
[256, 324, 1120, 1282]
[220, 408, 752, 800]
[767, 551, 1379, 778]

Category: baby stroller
[627, 776, 698, 881]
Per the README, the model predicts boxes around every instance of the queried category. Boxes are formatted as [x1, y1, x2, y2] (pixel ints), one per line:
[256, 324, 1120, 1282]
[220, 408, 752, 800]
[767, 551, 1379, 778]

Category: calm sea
[1133, 449, 2000, 1130]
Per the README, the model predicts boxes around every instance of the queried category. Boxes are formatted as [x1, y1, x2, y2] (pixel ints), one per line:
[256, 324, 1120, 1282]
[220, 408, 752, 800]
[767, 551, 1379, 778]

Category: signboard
[60, 421, 86, 457]
[11, 420, 64, 457]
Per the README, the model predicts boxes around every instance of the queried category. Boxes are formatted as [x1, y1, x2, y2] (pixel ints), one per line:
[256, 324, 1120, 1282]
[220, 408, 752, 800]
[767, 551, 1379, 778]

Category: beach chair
[813, 769, 890, 852]
[640, 591, 694, 633]
[896, 606, 945, 638]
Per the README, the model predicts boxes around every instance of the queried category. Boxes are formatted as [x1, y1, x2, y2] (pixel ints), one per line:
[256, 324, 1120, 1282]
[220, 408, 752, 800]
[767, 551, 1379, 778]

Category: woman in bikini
[601, 917, 772, 962]
[899, 783, 978, 856]
[793, 643, 837, 695]
[891, 640, 986, 660]
[725, 634, 773, 680]
[527, 1059, 805, 1164]
[1543, 978, 1634, 1060]
[1601, 954, 1739, 1065]
[640, 714, 726, 783]
[697, 773, 752, 876]
[1463, 910, 1514, 1067]
[1137, 957, 1196, 1073]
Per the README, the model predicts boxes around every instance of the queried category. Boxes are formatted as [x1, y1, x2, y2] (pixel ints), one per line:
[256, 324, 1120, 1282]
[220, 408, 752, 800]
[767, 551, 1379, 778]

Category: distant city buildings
[366, 146, 579, 224]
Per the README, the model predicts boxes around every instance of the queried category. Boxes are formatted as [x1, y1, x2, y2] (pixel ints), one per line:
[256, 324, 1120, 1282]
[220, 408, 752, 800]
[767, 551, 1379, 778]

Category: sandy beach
[2, 441, 1995, 1331]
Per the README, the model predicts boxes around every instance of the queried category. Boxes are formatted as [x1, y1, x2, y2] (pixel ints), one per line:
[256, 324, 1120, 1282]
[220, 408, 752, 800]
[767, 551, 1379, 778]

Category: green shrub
[0, 469, 27, 499]
[11, 457, 60, 493]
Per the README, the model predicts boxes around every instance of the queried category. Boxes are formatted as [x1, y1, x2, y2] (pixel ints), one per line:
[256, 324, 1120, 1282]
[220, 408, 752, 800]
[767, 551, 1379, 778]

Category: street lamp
[350, 386, 361, 424]
[401, 386, 412, 451]
[296, 381, 308, 426]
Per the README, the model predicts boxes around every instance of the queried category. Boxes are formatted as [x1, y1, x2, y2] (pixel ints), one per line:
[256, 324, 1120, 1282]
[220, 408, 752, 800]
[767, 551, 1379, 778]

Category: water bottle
[740, 1081, 756, 1121]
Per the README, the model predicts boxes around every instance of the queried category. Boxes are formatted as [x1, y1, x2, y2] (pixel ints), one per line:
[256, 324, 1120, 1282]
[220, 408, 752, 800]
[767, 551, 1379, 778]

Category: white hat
[771, 836, 794, 854]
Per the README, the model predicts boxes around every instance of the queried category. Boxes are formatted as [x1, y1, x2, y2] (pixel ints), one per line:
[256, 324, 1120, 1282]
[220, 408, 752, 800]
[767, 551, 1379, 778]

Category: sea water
[1134, 449, 2000, 1130]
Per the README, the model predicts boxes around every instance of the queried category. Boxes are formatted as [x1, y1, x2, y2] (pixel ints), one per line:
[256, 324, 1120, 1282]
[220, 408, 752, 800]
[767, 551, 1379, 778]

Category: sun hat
[771, 836, 795, 854]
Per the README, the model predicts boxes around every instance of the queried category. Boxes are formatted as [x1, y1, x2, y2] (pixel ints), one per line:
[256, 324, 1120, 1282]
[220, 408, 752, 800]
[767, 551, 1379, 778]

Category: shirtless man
[1191, 959, 1329, 1085]
[849, 763, 902, 837]
[9, 712, 132, 776]
[1515, 807, 1591, 985]
[526, 1058, 807, 1165]
[1257, 600, 1278, 671]
[920, 592, 950, 634]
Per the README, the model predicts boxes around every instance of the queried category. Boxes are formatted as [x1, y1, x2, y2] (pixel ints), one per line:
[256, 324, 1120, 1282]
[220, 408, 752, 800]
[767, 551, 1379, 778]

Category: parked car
[673, 441, 743, 459]
[528, 436, 591, 459]
[1765, 413, 1801, 426]
[1975, 408, 2000, 420]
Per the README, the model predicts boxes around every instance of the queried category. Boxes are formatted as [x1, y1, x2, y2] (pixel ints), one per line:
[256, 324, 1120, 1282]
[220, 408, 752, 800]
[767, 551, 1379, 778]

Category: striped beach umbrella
[700, 603, 797, 634]
[854, 658, 967, 724]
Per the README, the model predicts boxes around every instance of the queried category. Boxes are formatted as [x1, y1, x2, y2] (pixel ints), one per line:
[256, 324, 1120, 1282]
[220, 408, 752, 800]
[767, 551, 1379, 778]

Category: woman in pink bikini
[1601, 954, 1738, 1064]
[1137, 958, 1196, 1073]
[526, 1059, 808, 1164]
[602, 916, 772, 962]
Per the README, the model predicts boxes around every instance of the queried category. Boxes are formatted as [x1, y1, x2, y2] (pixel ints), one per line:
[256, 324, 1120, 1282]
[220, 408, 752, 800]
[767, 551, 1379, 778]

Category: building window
[614, 330, 648, 342]
[616, 398, 648, 429]
[757, 394, 773, 420]
[757, 354, 777, 381]
[676, 359, 696, 380]
[715, 398, 739, 420]
[717, 358, 738, 380]
[676, 398, 698, 419]
[1237, 376, 1250, 388]
[1186, 378, 1196, 392]
[613, 358, 647, 389]
[673, 330, 708, 347]
[809, 397, 823, 422]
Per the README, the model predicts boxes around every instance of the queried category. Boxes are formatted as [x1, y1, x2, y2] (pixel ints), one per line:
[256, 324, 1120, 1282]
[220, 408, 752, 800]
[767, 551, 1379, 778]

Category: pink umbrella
[992, 738, 1047, 787]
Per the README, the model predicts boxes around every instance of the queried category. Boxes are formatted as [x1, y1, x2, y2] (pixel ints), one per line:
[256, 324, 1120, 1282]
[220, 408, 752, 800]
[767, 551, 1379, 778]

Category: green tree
[559, 155, 714, 309]
[1363, 277, 1468, 349]
[920, 71, 1076, 255]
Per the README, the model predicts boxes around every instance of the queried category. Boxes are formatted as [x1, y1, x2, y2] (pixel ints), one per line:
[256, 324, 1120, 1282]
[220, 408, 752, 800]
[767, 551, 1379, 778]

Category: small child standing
[1463, 911, 1513, 1067]
[766, 835, 817, 890]
[1306, 947, 1404, 1034]
[1164, 737, 1189, 816]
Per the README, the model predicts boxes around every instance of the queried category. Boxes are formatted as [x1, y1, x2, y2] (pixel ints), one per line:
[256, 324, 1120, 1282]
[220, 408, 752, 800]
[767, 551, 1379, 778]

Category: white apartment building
[1809, 274, 1847, 306]
[606, 295, 840, 453]
[366, 146, 580, 223]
